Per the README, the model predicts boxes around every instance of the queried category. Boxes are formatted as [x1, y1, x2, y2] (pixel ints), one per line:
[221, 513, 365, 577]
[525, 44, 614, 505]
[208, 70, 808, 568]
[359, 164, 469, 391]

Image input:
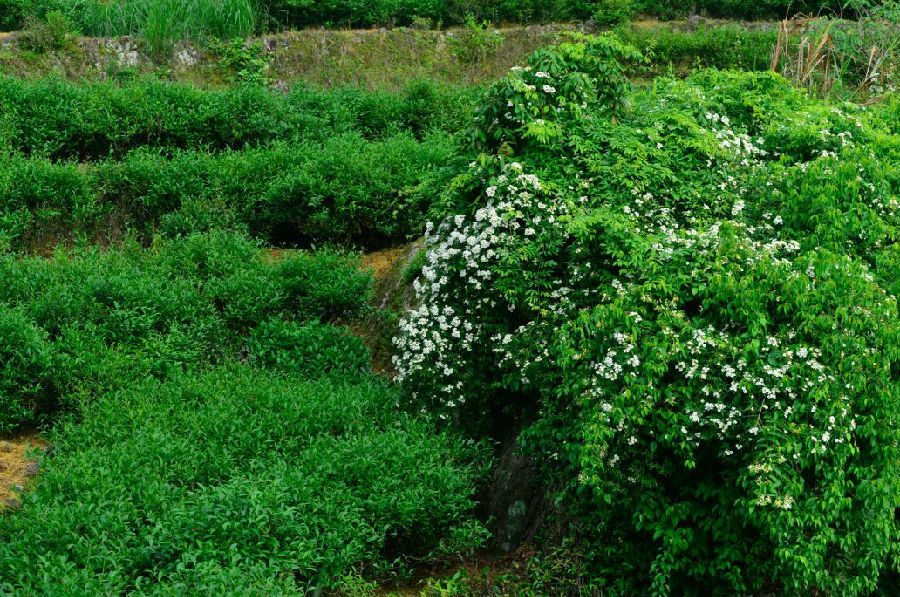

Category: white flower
[542, 85, 556, 93]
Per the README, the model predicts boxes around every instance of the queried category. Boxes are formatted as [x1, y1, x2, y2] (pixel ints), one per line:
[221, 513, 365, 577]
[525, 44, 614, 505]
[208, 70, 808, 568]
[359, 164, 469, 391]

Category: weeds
[210, 37, 270, 85]
[72, 0, 256, 56]
[773, 4, 900, 97]
[449, 15, 504, 82]
[19, 11, 74, 52]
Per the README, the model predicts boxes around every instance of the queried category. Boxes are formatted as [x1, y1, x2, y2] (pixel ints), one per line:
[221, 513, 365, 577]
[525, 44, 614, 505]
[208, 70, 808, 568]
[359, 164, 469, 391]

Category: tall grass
[773, 14, 900, 98]
[45, 0, 257, 54]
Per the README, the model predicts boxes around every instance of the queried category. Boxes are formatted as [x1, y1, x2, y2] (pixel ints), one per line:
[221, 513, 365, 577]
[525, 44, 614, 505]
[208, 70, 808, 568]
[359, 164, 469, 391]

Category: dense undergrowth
[0, 0, 872, 36]
[0, 231, 488, 593]
[393, 33, 900, 594]
[0, 76, 476, 159]
[617, 23, 777, 74]
[1, 133, 457, 249]
[0, 369, 487, 594]
[0, 76, 475, 249]
[0, 231, 375, 432]
[5, 11, 900, 595]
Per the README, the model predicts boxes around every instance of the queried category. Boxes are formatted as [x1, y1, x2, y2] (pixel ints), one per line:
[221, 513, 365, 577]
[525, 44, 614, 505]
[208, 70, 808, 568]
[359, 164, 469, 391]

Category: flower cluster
[393, 162, 572, 411]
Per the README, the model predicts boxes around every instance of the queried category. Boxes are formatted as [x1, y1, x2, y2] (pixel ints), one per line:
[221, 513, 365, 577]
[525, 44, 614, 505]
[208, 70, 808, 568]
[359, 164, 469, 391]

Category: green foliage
[616, 23, 777, 75]
[0, 368, 488, 593]
[0, 157, 100, 246]
[254, 0, 597, 29]
[0, 75, 474, 160]
[0, 306, 53, 433]
[7, 0, 880, 47]
[276, 250, 374, 319]
[0, 76, 475, 249]
[470, 32, 642, 156]
[248, 319, 370, 377]
[0, 231, 372, 430]
[19, 10, 74, 52]
[634, 0, 863, 19]
[0, 208, 486, 594]
[448, 15, 504, 66]
[211, 37, 270, 85]
[0, 0, 28, 30]
[774, 15, 900, 98]
[14, 0, 598, 45]
[396, 36, 900, 595]
[402, 248, 427, 285]
[0, 133, 456, 248]
[30, 0, 256, 55]
[593, 0, 633, 26]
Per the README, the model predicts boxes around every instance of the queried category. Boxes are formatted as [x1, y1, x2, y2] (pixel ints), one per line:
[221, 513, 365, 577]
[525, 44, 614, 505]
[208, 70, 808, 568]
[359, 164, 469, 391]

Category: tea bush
[248, 319, 370, 377]
[0, 231, 372, 430]
[0, 133, 456, 248]
[0, 368, 488, 593]
[593, 0, 634, 25]
[275, 249, 373, 318]
[395, 35, 900, 594]
[0, 76, 477, 160]
[0, 306, 53, 433]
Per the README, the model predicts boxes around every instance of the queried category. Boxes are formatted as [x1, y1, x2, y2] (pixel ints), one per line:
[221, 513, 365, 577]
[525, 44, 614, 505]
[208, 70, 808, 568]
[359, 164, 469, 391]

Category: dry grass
[360, 245, 408, 280]
[0, 433, 46, 511]
[773, 17, 836, 93]
[262, 247, 297, 263]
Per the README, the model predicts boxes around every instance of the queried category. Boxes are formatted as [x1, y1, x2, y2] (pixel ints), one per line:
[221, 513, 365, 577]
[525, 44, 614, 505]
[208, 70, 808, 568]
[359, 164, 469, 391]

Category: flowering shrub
[395, 35, 900, 594]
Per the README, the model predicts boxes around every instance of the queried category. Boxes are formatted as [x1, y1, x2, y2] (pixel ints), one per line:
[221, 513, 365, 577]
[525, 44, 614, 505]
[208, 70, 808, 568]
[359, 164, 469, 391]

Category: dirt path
[0, 433, 45, 511]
